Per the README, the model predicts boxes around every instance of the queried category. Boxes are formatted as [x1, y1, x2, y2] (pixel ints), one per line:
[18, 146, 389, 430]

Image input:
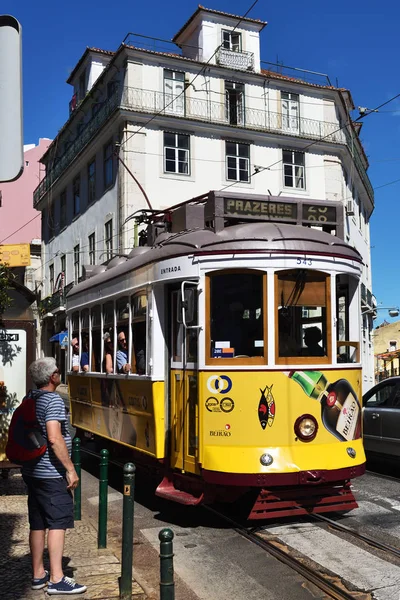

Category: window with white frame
[222, 30, 241, 52]
[164, 70, 185, 115]
[88, 159, 96, 204]
[283, 150, 305, 189]
[49, 264, 54, 294]
[103, 141, 113, 189]
[73, 176, 80, 216]
[164, 132, 190, 175]
[60, 254, 66, 281]
[281, 92, 299, 132]
[226, 141, 250, 182]
[88, 233, 96, 265]
[105, 219, 113, 261]
[60, 190, 67, 229]
[225, 81, 244, 125]
[74, 245, 80, 284]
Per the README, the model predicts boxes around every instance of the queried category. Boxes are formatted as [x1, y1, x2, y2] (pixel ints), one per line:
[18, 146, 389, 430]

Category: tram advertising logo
[258, 385, 275, 430]
[205, 396, 234, 413]
[207, 375, 232, 394]
[206, 376, 234, 414]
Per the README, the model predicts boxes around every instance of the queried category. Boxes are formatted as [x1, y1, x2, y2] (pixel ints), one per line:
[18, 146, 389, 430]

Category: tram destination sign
[224, 198, 297, 219]
[223, 198, 337, 225]
[302, 204, 337, 224]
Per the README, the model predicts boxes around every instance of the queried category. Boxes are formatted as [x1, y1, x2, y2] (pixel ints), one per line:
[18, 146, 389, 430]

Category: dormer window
[222, 30, 241, 52]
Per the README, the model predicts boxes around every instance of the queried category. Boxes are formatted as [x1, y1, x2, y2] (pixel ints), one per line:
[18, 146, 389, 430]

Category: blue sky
[3, 0, 399, 321]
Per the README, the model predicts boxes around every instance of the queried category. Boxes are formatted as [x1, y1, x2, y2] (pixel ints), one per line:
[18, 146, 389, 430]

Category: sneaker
[47, 576, 87, 595]
[31, 570, 49, 590]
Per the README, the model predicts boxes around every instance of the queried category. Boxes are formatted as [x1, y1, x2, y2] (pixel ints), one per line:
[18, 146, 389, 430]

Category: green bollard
[120, 463, 136, 600]
[72, 438, 81, 521]
[159, 528, 175, 600]
[98, 449, 109, 549]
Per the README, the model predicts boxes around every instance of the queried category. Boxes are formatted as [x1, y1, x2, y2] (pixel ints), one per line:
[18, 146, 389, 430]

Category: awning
[49, 331, 68, 344]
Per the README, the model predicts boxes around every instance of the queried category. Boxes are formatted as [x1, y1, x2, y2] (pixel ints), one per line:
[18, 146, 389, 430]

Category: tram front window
[209, 272, 264, 359]
[276, 269, 330, 362]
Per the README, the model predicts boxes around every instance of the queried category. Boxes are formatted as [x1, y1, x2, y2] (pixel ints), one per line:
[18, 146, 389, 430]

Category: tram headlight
[294, 414, 318, 442]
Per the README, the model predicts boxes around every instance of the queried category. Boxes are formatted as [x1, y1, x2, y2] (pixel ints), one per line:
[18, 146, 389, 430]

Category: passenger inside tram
[117, 330, 131, 374]
[301, 326, 325, 356]
[80, 335, 89, 372]
[103, 332, 114, 373]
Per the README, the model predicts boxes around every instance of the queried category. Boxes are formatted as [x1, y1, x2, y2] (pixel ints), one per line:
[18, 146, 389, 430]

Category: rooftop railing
[216, 48, 254, 71]
[33, 85, 373, 206]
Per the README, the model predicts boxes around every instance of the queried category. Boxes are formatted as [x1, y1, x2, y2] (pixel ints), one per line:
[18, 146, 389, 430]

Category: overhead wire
[120, 0, 260, 150]
[217, 91, 400, 193]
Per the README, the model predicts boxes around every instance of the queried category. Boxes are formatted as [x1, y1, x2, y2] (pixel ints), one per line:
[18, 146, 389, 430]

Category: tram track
[203, 506, 368, 600]
[310, 513, 400, 561]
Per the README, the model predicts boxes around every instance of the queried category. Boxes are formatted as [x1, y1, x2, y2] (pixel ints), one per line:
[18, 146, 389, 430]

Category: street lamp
[362, 306, 400, 318]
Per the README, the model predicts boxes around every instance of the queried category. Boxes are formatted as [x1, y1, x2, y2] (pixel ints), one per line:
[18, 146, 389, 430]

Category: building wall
[0, 138, 51, 244]
[372, 321, 400, 381]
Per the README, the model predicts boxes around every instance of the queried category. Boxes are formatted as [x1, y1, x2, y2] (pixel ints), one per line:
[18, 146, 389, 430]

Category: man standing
[116, 331, 131, 374]
[22, 357, 86, 595]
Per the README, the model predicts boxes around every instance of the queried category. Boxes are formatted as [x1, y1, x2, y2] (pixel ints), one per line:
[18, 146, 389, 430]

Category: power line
[217, 90, 400, 193]
[0, 214, 41, 245]
[120, 0, 260, 150]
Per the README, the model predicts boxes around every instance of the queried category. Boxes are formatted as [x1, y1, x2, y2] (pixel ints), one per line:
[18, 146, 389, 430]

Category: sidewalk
[0, 469, 145, 600]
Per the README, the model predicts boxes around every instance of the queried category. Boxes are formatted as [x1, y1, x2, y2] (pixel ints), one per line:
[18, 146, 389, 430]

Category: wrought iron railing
[121, 86, 349, 143]
[342, 127, 373, 203]
[33, 84, 374, 206]
[39, 282, 74, 315]
[33, 90, 120, 207]
[216, 48, 254, 71]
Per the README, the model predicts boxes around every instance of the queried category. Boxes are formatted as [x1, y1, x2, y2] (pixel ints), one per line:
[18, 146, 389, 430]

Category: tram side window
[103, 301, 114, 373]
[91, 306, 101, 372]
[116, 297, 130, 374]
[276, 270, 330, 361]
[209, 272, 264, 359]
[336, 275, 359, 363]
[70, 312, 79, 371]
[132, 293, 147, 375]
[81, 309, 89, 372]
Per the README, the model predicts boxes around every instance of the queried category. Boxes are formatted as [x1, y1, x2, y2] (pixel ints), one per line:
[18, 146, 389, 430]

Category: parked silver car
[363, 377, 400, 457]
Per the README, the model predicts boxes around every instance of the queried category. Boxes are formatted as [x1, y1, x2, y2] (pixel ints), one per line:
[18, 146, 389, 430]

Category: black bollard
[72, 438, 81, 521]
[98, 449, 109, 549]
[120, 463, 136, 600]
[159, 528, 175, 600]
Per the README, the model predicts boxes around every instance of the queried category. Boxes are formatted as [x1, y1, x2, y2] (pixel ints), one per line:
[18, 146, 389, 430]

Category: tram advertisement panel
[69, 376, 165, 458]
[200, 369, 364, 473]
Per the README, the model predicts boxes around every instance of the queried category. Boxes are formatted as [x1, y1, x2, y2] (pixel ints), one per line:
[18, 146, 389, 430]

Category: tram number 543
[297, 257, 312, 266]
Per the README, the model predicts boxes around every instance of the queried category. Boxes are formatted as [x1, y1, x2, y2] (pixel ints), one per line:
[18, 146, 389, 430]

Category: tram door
[169, 286, 200, 474]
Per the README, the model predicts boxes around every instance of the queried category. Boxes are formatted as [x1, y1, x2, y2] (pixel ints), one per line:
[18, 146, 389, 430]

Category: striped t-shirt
[22, 389, 72, 479]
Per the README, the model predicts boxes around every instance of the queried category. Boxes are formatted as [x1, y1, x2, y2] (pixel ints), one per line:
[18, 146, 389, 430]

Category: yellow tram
[67, 191, 365, 519]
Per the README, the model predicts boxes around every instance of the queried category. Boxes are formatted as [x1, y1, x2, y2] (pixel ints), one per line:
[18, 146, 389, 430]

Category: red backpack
[5, 390, 47, 465]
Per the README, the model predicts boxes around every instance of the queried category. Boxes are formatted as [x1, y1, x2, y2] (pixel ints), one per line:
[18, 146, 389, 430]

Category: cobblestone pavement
[0, 469, 145, 599]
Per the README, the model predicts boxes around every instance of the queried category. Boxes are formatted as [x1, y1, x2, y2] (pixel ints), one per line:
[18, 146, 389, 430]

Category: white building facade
[33, 6, 375, 390]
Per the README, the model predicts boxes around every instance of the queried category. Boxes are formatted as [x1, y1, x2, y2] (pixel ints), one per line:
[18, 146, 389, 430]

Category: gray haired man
[22, 357, 86, 595]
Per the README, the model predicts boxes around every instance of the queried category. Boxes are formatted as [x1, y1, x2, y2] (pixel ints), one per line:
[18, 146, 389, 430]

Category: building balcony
[33, 85, 374, 207]
[216, 48, 254, 71]
[39, 282, 74, 316]
[33, 90, 120, 208]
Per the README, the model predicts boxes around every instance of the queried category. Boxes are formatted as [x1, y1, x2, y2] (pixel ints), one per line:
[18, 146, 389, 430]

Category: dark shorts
[22, 475, 74, 531]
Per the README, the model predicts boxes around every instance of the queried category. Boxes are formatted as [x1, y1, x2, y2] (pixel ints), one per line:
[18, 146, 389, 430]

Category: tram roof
[68, 222, 362, 299]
